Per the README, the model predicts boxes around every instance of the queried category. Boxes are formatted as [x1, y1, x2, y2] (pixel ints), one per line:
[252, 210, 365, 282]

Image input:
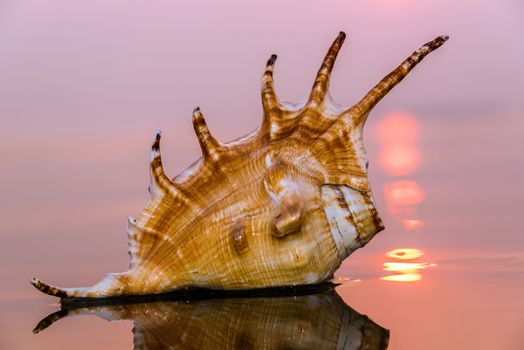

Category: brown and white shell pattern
[31, 32, 448, 299]
[33, 291, 390, 349]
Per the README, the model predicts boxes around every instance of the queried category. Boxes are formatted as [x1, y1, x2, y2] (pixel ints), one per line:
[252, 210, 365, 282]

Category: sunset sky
[1, 1, 523, 349]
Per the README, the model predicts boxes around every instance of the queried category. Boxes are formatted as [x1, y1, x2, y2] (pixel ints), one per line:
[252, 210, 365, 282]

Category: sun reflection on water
[382, 273, 422, 282]
[382, 248, 436, 282]
[386, 248, 424, 260]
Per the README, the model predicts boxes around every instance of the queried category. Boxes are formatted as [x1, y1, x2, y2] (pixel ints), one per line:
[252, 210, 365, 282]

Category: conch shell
[31, 32, 448, 299]
[33, 289, 389, 349]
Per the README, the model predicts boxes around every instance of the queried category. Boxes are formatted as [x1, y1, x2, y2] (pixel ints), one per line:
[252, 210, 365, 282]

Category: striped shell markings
[31, 32, 448, 299]
[33, 291, 390, 349]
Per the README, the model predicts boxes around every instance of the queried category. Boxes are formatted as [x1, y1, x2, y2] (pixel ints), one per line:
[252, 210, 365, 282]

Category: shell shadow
[34, 284, 389, 349]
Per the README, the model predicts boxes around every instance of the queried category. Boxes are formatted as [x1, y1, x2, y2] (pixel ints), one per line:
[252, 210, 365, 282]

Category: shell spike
[351, 35, 449, 126]
[127, 215, 137, 226]
[192, 107, 222, 162]
[308, 31, 346, 106]
[31, 277, 69, 298]
[31, 273, 136, 299]
[32, 309, 70, 334]
[261, 54, 280, 117]
[149, 130, 175, 198]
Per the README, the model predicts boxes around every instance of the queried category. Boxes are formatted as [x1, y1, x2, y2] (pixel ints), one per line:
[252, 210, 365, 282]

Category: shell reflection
[34, 291, 389, 349]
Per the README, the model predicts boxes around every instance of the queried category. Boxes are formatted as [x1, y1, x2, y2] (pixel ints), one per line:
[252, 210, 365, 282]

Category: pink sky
[1, 0, 523, 349]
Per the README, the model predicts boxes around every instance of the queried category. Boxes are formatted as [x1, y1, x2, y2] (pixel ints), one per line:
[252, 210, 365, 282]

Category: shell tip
[339, 31, 346, 39]
[30, 276, 68, 298]
[151, 130, 161, 152]
[267, 54, 277, 66]
[192, 107, 203, 122]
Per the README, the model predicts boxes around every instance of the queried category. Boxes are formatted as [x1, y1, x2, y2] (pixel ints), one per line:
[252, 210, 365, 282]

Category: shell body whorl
[31, 32, 448, 299]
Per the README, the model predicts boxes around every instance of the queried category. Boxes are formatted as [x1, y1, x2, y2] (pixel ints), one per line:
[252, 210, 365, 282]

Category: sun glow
[402, 219, 424, 231]
[384, 180, 425, 216]
[377, 113, 431, 281]
[377, 112, 420, 176]
[378, 112, 425, 227]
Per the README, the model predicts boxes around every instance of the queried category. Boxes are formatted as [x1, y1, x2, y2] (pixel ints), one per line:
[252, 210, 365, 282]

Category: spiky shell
[33, 291, 390, 349]
[31, 32, 448, 299]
